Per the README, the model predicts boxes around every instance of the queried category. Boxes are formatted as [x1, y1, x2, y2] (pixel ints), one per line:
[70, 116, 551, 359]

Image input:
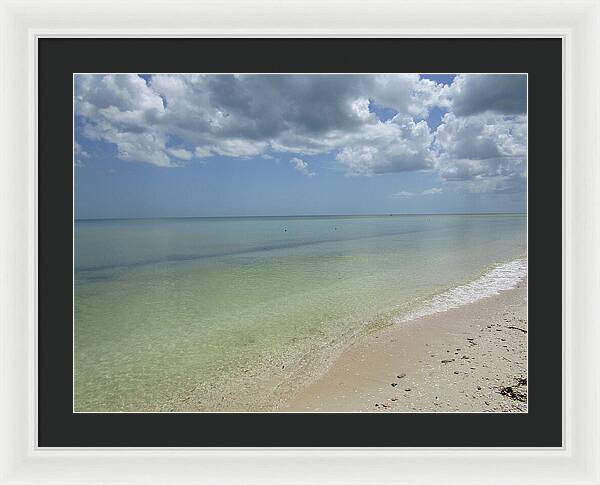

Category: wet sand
[283, 278, 527, 412]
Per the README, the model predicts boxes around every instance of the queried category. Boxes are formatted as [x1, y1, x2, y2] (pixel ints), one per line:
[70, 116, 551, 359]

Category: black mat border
[38, 38, 562, 447]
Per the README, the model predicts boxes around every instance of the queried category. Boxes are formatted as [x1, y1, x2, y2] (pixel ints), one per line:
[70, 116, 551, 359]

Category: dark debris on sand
[498, 377, 528, 403]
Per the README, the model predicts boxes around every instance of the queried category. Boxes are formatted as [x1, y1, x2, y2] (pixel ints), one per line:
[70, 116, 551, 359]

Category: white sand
[283, 278, 527, 412]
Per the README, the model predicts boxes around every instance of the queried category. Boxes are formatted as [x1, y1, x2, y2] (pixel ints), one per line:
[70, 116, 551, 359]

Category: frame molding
[1, 0, 598, 483]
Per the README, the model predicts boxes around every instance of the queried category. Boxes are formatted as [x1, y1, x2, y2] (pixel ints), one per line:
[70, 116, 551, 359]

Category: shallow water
[74, 214, 526, 411]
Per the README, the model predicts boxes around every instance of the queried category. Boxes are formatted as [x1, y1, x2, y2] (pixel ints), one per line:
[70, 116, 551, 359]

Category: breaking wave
[396, 258, 527, 323]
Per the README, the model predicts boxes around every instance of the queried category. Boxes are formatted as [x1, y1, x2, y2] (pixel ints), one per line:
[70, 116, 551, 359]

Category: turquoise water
[74, 214, 526, 412]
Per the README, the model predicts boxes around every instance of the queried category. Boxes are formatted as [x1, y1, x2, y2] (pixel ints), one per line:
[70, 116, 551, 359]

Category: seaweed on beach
[499, 378, 527, 402]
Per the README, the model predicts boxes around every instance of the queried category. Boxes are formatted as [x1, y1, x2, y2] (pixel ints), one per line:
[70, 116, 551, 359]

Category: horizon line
[75, 212, 527, 222]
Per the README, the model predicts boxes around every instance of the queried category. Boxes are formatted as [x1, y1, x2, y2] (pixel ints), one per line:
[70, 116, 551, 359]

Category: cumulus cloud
[209, 139, 268, 158]
[74, 73, 527, 194]
[422, 187, 443, 195]
[434, 111, 526, 192]
[289, 157, 316, 177]
[194, 146, 213, 158]
[74, 141, 89, 167]
[335, 115, 435, 175]
[75, 74, 439, 167]
[447, 74, 527, 116]
[75, 74, 174, 167]
[167, 147, 193, 160]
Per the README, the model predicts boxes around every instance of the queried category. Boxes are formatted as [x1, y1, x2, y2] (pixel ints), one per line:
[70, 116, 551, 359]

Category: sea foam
[396, 258, 527, 323]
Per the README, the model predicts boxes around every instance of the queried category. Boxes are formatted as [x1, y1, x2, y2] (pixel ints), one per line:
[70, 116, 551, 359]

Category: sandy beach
[283, 278, 527, 412]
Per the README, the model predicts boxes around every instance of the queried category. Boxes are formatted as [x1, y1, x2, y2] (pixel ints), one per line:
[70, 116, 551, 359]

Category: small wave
[395, 258, 527, 323]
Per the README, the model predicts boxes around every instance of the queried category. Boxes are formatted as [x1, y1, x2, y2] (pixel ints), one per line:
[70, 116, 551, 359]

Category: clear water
[74, 214, 527, 412]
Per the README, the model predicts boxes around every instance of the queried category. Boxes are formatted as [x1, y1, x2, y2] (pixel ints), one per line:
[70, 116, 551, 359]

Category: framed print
[1, 0, 599, 484]
[39, 38, 558, 448]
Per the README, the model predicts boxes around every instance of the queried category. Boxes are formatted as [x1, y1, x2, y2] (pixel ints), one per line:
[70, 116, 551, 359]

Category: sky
[74, 73, 527, 219]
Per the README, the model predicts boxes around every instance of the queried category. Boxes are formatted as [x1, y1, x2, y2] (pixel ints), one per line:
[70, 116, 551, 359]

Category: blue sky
[75, 74, 527, 219]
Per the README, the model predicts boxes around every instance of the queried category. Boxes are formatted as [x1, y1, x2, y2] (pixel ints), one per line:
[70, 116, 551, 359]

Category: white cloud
[75, 74, 164, 116]
[422, 187, 443, 195]
[370, 74, 419, 113]
[74, 141, 89, 167]
[75, 74, 436, 169]
[75, 74, 173, 167]
[84, 121, 174, 167]
[390, 191, 414, 199]
[289, 157, 316, 177]
[194, 146, 213, 158]
[209, 139, 268, 158]
[350, 98, 372, 121]
[434, 112, 526, 192]
[167, 147, 193, 160]
[391, 187, 443, 198]
[335, 115, 435, 175]
[409, 78, 450, 118]
[74, 73, 527, 194]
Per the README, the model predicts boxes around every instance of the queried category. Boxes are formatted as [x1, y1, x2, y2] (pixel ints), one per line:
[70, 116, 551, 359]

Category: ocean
[74, 214, 527, 412]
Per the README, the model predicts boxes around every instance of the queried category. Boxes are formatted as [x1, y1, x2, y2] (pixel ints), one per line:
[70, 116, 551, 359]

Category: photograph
[73, 73, 528, 413]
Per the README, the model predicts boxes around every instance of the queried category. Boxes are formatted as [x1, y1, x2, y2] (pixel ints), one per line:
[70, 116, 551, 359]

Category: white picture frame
[0, 0, 598, 483]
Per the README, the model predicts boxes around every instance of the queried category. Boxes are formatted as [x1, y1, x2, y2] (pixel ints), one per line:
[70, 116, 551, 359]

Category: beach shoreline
[281, 277, 528, 413]
[74, 214, 527, 412]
